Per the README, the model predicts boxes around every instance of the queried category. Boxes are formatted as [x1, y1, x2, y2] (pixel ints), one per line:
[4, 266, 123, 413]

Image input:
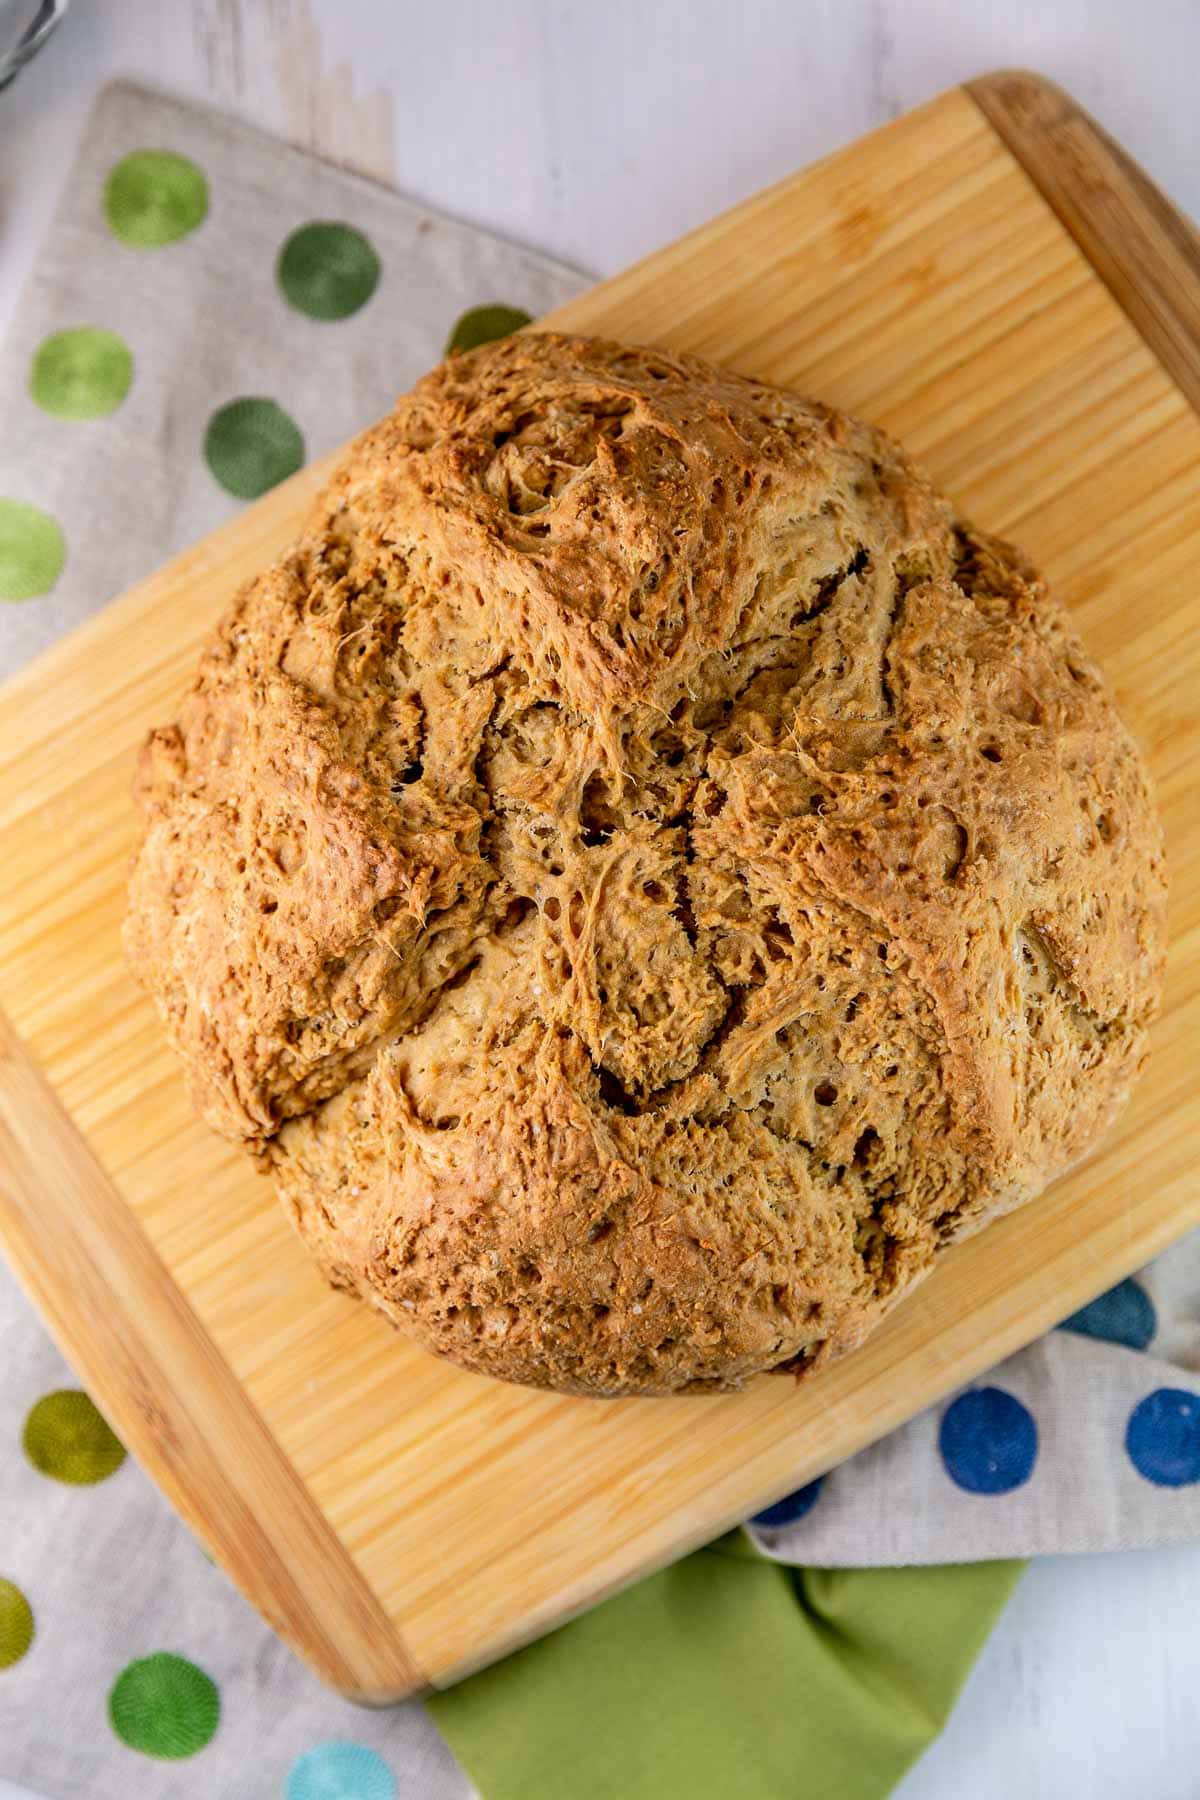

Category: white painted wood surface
[2, 3, 1200, 1796]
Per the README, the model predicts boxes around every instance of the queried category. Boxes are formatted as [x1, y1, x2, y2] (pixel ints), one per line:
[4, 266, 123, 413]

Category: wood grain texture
[1, 79, 1199, 1696]
[970, 71, 1200, 418]
[0, 1008, 422, 1701]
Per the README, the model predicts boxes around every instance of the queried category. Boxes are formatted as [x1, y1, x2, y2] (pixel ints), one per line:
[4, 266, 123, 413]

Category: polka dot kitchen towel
[745, 1254, 1200, 1570]
[1, 75, 1199, 1800]
[0, 79, 584, 668]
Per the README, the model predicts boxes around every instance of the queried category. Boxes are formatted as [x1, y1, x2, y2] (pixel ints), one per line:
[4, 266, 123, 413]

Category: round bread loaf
[125, 332, 1166, 1396]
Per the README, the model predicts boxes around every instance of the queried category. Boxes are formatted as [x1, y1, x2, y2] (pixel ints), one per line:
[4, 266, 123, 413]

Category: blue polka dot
[939, 1387, 1038, 1495]
[287, 1742, 395, 1800]
[1060, 1278, 1156, 1351]
[1126, 1388, 1200, 1487]
[750, 1477, 823, 1528]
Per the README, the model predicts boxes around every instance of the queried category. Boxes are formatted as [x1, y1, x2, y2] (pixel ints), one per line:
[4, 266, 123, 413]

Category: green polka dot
[277, 221, 381, 321]
[104, 150, 208, 248]
[204, 398, 304, 499]
[0, 499, 66, 602]
[0, 1579, 34, 1670]
[109, 1653, 219, 1759]
[445, 303, 532, 356]
[23, 1389, 126, 1484]
[30, 328, 133, 419]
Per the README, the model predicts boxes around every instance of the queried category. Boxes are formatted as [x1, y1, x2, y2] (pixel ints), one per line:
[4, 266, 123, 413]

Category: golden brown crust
[125, 332, 1167, 1396]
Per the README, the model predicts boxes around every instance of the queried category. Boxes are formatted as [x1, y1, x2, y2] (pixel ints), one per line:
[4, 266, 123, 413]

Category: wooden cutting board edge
[967, 71, 1200, 419]
[1, 70, 1198, 1702]
[0, 1009, 425, 1701]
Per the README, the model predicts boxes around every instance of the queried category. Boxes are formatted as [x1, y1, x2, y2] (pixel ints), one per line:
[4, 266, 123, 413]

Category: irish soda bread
[125, 332, 1166, 1396]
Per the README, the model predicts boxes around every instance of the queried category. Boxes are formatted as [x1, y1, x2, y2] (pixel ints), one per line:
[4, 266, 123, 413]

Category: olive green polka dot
[277, 221, 381, 321]
[104, 150, 208, 248]
[30, 328, 134, 419]
[204, 398, 305, 500]
[0, 1579, 34, 1670]
[445, 303, 533, 356]
[0, 499, 66, 602]
[109, 1653, 219, 1759]
[22, 1389, 126, 1484]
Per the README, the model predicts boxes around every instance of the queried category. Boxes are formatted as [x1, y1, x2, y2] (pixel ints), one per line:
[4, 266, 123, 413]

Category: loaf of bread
[125, 332, 1166, 1396]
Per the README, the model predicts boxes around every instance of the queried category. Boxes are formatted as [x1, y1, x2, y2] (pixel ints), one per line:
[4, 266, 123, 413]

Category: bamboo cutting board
[2, 72, 1199, 1700]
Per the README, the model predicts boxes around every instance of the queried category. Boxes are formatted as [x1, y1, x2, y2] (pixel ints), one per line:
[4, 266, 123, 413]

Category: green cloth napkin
[431, 1535, 1022, 1800]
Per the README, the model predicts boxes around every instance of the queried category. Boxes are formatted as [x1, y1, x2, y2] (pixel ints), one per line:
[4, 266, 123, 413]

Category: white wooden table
[2, 4, 1199, 1796]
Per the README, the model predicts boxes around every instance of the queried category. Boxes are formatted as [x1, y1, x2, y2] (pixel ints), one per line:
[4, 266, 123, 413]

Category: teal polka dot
[445, 303, 532, 356]
[104, 150, 208, 248]
[0, 499, 66, 601]
[1060, 1277, 1157, 1352]
[277, 222, 381, 321]
[204, 398, 304, 500]
[109, 1653, 219, 1759]
[30, 328, 133, 419]
[287, 1742, 395, 1800]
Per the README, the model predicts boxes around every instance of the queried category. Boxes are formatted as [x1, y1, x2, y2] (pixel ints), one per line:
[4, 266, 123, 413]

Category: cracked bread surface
[124, 331, 1166, 1396]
